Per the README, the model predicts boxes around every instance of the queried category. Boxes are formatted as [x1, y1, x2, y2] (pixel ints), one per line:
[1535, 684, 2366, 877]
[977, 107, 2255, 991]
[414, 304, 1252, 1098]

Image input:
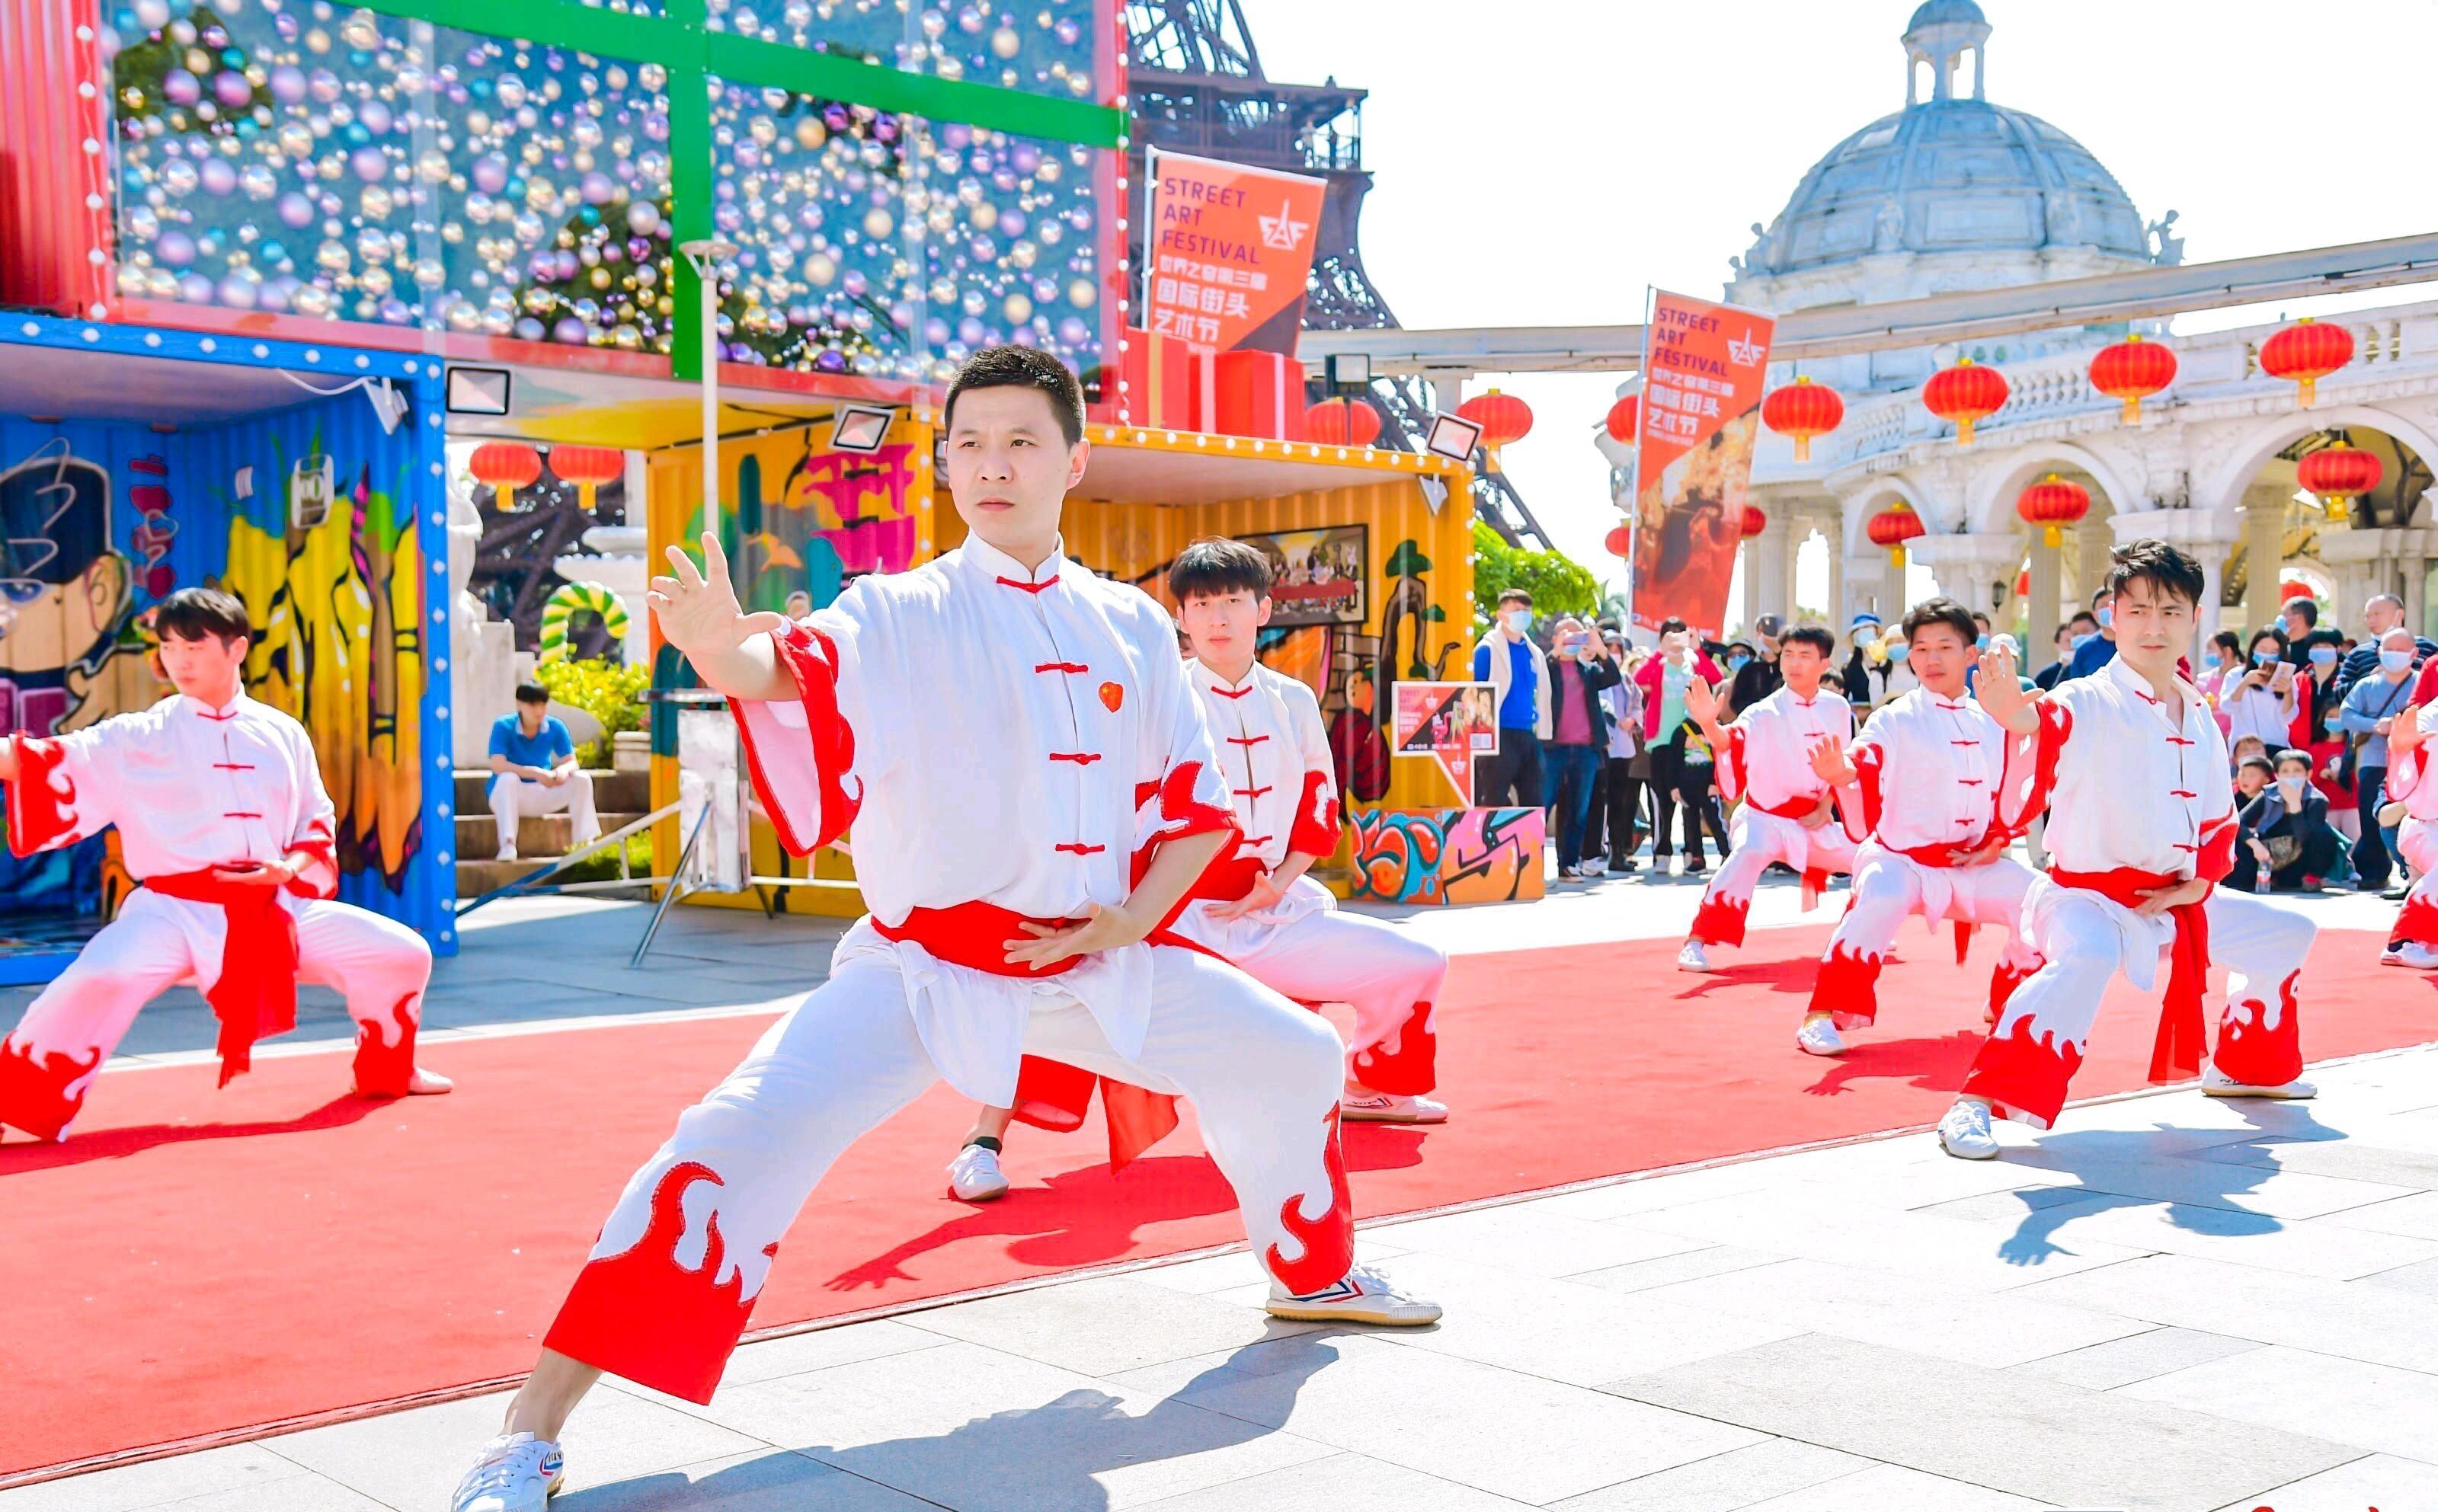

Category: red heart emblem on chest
[1099, 682, 1125, 713]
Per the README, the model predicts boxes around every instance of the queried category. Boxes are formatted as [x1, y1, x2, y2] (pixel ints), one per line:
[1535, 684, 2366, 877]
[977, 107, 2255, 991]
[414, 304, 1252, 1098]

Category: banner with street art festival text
[1146, 149, 1329, 354]
[1630, 290, 1775, 637]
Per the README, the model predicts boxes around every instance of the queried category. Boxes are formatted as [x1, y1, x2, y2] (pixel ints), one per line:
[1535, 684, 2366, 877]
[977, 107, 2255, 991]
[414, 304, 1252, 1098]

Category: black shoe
[2385, 884, 2413, 901]
[1611, 855, 1640, 873]
[1684, 858, 1708, 876]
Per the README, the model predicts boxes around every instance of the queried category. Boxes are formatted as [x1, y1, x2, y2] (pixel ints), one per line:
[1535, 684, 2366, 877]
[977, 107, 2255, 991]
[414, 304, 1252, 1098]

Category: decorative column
[2026, 528, 2062, 660]
[1909, 531, 2025, 621]
[2321, 526, 2436, 637]
[1842, 553, 1892, 625]
[1746, 512, 1793, 627]
[2241, 486, 2287, 633]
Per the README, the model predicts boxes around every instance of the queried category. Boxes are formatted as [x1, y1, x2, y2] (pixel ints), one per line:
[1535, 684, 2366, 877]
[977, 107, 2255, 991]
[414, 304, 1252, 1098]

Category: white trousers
[1173, 893, 1448, 1095]
[1809, 847, 2042, 1030]
[541, 940, 1353, 1405]
[489, 771, 600, 855]
[1963, 884, 2313, 1129]
[0, 890, 433, 1138]
[1689, 807, 1860, 948]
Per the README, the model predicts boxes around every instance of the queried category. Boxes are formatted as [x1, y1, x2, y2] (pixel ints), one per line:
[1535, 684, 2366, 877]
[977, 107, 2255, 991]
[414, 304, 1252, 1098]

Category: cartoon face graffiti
[0, 444, 135, 737]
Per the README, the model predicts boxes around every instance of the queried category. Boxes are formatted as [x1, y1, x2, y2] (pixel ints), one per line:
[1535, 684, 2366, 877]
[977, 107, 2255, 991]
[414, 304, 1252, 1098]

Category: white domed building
[1706, 2, 2438, 647]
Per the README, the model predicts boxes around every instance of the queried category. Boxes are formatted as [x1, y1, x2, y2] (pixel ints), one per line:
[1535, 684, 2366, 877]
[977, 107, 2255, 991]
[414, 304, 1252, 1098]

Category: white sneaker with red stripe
[946, 1143, 1011, 1202]
[450, 1433, 565, 1512]
[1340, 1090, 1448, 1124]
[1265, 1264, 1441, 1326]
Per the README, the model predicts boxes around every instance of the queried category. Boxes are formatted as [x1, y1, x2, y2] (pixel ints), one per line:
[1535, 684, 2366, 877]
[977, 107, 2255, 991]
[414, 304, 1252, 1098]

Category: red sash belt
[1752, 791, 1826, 822]
[873, 900, 1183, 1168]
[144, 869, 300, 1087]
[2051, 865, 2209, 1083]
[1892, 840, 1976, 869]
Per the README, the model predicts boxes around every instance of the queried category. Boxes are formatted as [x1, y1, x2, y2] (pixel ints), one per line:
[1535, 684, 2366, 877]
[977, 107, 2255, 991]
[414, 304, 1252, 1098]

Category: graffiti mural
[1349, 807, 1546, 907]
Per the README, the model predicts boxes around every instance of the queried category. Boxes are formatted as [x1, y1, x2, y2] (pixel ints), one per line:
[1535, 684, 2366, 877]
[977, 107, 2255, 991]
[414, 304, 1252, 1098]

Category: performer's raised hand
[1682, 672, 1719, 727]
[2392, 703, 2427, 756]
[1808, 734, 1857, 788]
[648, 531, 795, 701]
[1004, 900, 1150, 970]
[1975, 644, 2036, 733]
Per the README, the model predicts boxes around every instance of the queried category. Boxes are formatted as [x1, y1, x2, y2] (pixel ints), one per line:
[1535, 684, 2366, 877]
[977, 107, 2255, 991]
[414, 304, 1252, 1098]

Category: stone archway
[1963, 443, 2134, 653]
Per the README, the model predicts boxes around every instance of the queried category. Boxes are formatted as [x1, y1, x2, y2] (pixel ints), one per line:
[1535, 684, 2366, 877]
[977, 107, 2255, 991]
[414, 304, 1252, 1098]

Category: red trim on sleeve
[1715, 724, 1749, 805]
[1851, 743, 1885, 841]
[731, 622, 863, 856]
[2195, 813, 2237, 885]
[5, 735, 85, 858]
[1288, 769, 1339, 858]
[284, 817, 341, 900]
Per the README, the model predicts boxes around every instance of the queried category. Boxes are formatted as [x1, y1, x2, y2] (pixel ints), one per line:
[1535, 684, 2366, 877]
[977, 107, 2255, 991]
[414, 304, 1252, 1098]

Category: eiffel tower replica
[1123, 1, 1552, 548]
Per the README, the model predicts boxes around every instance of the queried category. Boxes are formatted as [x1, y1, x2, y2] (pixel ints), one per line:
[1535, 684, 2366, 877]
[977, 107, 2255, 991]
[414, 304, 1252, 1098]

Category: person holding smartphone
[2221, 628, 2300, 752]
[1544, 616, 1622, 881]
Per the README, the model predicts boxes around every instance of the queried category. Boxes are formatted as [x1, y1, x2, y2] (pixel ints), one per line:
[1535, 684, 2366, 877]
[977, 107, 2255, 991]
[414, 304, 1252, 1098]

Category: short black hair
[1972, 611, 1992, 629]
[1657, 615, 1688, 635]
[942, 346, 1085, 448]
[2273, 747, 2312, 771]
[1497, 588, 1534, 609]
[2237, 754, 2275, 778]
[1780, 625, 1837, 657]
[2212, 629, 2244, 655]
[1901, 596, 1979, 647]
[2285, 596, 2320, 627]
[516, 680, 549, 706]
[153, 586, 250, 645]
[2068, 611, 2098, 631]
[2105, 539, 2205, 611]
[1169, 536, 1272, 603]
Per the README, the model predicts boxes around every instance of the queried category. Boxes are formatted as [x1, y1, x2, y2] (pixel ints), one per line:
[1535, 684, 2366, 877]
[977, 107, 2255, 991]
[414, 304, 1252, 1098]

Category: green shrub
[536, 658, 651, 756]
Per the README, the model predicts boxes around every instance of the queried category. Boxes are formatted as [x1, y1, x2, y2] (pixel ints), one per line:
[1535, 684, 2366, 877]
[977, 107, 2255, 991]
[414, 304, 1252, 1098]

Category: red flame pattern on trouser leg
[1688, 893, 1751, 949]
[1960, 890, 2118, 1129]
[1960, 1012, 2085, 1131]
[1351, 1002, 1437, 1096]
[1986, 954, 2041, 1031]
[2203, 887, 2312, 1088]
[1264, 1108, 1355, 1295]
[546, 1161, 769, 1405]
[0, 1039, 104, 1142]
[1209, 906, 1446, 1098]
[351, 994, 421, 1097]
[2213, 973, 2305, 1088]
[1807, 856, 1915, 1029]
[1809, 942, 1884, 1030]
[2394, 890, 2438, 949]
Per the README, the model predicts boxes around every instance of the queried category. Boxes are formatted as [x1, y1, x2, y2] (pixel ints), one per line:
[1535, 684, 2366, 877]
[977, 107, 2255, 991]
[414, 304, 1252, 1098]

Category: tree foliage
[1470, 520, 1599, 636]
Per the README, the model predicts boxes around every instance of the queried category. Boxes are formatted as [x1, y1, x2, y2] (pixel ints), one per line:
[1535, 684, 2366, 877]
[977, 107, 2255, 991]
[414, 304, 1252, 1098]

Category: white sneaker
[450, 1433, 565, 1512]
[1265, 1264, 1441, 1326]
[946, 1143, 1010, 1202]
[1937, 1099, 1998, 1160]
[1341, 1090, 1449, 1124]
[1580, 857, 1608, 877]
[1676, 940, 1713, 973]
[2201, 1064, 2317, 1101]
[2381, 942, 2438, 970]
[1795, 1017, 1847, 1057]
[494, 842, 518, 862]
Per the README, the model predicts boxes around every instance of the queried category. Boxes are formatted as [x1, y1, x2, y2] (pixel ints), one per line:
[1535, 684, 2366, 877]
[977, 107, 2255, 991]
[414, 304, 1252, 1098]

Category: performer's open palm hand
[2393, 702, 2427, 756]
[1004, 901, 1150, 970]
[1682, 673, 1719, 726]
[1205, 868, 1286, 921]
[648, 531, 788, 660]
[1808, 734, 1856, 788]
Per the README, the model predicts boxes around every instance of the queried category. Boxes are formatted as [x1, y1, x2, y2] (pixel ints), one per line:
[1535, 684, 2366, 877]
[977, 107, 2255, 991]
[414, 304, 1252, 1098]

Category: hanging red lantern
[1457, 388, 1534, 468]
[1866, 505, 1925, 569]
[548, 444, 625, 512]
[1761, 376, 1843, 462]
[1603, 524, 1630, 557]
[1921, 356, 2009, 446]
[2296, 441, 2382, 524]
[2088, 333, 2177, 424]
[1304, 397, 1383, 448]
[2259, 317, 2354, 409]
[1604, 394, 1640, 442]
[2015, 473, 2091, 548]
[469, 441, 542, 505]
[1741, 504, 1767, 538]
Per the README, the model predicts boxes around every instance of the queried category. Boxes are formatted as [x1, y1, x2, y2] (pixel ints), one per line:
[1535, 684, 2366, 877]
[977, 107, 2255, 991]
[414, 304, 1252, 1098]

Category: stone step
[453, 857, 553, 899]
[453, 769, 649, 815]
[454, 811, 646, 859]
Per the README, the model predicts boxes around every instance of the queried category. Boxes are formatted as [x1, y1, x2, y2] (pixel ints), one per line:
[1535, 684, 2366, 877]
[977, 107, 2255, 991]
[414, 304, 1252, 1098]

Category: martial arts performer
[1936, 541, 2317, 1161]
[1797, 596, 2043, 1056]
[0, 587, 448, 1141]
[2379, 699, 2438, 968]
[942, 537, 1448, 1200]
[450, 348, 1438, 1512]
[1675, 625, 1859, 973]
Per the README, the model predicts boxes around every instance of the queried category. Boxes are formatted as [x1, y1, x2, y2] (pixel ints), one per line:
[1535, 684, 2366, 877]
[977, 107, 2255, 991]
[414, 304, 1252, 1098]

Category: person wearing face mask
[1543, 615, 1623, 881]
[1726, 614, 1787, 718]
[2337, 627, 2422, 893]
[2296, 629, 2353, 823]
[1838, 612, 1886, 713]
[2196, 630, 2246, 708]
[2238, 750, 2344, 892]
[2334, 593, 2435, 702]
[2035, 612, 2097, 692]
[2222, 628, 2300, 751]
[2225, 755, 2275, 893]
[1634, 619, 1723, 874]
[1471, 588, 1550, 810]
[2281, 596, 2320, 663]
[1877, 629, 1918, 705]
[2062, 586, 2118, 681]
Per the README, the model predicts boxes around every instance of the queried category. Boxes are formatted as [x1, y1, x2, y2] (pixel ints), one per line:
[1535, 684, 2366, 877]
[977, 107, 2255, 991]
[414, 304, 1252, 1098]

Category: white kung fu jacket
[1168, 657, 1343, 954]
[1715, 683, 1854, 820]
[730, 534, 1236, 1107]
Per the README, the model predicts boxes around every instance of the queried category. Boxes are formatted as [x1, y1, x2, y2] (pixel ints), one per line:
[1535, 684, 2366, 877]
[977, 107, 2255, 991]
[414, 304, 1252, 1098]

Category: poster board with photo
[1241, 524, 1368, 628]
[1390, 679, 1494, 806]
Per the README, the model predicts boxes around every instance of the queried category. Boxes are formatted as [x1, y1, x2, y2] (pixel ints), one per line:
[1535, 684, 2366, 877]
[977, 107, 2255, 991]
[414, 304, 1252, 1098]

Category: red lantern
[1457, 388, 1534, 468]
[2296, 442, 2382, 524]
[469, 441, 542, 505]
[2259, 317, 2354, 409]
[1604, 395, 1640, 442]
[1921, 356, 2009, 446]
[2088, 333, 2177, 424]
[1866, 505, 1925, 569]
[1304, 397, 1382, 448]
[1741, 504, 1767, 539]
[1604, 524, 1630, 557]
[1761, 376, 1843, 462]
[549, 444, 625, 512]
[2016, 472, 2091, 548]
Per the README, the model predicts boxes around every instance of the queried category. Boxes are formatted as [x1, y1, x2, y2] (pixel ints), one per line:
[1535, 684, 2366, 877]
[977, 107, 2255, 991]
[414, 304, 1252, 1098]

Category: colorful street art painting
[1349, 806, 1547, 907]
[0, 393, 434, 932]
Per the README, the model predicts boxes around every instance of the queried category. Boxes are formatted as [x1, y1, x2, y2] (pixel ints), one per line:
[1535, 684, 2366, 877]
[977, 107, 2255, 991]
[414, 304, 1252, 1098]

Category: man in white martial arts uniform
[942, 537, 1451, 1199]
[1675, 624, 1859, 972]
[1797, 597, 2043, 1056]
[1936, 541, 2318, 1160]
[2379, 699, 2438, 967]
[0, 587, 449, 1141]
[450, 348, 1440, 1512]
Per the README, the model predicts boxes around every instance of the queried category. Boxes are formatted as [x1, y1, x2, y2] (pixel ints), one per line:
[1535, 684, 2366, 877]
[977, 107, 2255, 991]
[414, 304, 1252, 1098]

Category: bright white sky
[1239, 0, 2438, 606]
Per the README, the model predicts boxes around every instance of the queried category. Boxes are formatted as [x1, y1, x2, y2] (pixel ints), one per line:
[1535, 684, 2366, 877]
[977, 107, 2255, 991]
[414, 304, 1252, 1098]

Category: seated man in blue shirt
[487, 681, 600, 862]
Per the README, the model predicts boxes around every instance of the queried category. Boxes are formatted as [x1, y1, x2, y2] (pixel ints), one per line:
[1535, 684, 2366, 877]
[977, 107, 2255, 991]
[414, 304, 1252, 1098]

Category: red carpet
[2, 924, 2427, 1479]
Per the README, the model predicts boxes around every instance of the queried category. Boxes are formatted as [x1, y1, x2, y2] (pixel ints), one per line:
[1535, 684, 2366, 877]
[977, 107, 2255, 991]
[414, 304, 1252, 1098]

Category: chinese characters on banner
[1630, 290, 1775, 636]
[1146, 149, 1329, 354]
[1390, 681, 1497, 806]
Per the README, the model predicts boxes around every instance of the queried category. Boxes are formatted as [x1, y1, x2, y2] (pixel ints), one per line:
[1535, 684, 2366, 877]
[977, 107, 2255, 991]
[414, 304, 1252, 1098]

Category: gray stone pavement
[4, 875, 2429, 1511]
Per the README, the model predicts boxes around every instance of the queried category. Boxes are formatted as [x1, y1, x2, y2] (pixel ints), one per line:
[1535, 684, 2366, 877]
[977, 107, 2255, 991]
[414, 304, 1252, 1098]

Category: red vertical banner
[1144, 149, 1329, 356]
[1630, 291, 1775, 636]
